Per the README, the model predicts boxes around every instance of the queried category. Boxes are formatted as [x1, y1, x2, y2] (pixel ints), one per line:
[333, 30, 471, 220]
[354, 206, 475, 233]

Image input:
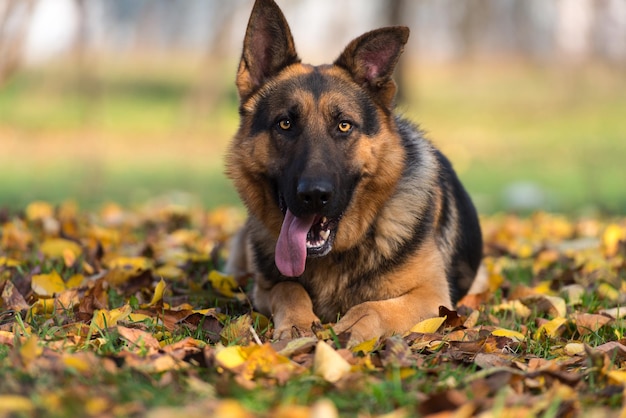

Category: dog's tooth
[320, 230, 330, 241]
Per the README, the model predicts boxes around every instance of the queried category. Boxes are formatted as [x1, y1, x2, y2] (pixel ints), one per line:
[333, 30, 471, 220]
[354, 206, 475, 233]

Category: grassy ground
[0, 57, 625, 215]
[1, 203, 625, 417]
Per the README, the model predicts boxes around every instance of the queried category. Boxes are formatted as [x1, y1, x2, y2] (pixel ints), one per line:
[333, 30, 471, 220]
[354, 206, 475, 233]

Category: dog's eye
[278, 119, 292, 130]
[338, 121, 352, 133]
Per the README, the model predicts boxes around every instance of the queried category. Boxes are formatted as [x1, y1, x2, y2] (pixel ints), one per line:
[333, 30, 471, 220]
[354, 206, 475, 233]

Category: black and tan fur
[225, 0, 483, 343]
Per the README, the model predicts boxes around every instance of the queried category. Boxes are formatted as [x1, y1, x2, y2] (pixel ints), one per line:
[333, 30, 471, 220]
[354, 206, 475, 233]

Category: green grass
[1, 58, 625, 214]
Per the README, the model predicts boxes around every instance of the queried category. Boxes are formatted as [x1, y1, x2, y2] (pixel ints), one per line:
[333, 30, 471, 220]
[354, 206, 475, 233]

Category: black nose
[297, 178, 333, 212]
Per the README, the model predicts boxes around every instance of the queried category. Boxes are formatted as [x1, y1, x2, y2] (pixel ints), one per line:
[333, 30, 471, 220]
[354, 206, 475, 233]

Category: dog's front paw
[333, 307, 384, 346]
[272, 318, 322, 340]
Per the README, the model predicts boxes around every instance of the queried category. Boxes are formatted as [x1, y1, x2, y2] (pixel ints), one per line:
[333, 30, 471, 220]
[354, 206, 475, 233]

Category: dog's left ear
[334, 27, 409, 109]
[237, 0, 300, 100]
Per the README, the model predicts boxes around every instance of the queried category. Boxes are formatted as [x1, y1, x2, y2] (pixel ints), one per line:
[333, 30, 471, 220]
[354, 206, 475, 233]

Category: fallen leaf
[31, 270, 66, 297]
[1, 280, 29, 311]
[564, 343, 586, 356]
[534, 317, 569, 339]
[350, 337, 378, 355]
[521, 294, 567, 318]
[314, 341, 351, 383]
[409, 316, 446, 334]
[0, 395, 35, 415]
[215, 345, 247, 370]
[208, 270, 240, 298]
[40, 238, 82, 258]
[599, 306, 626, 319]
[491, 328, 525, 341]
[571, 313, 612, 336]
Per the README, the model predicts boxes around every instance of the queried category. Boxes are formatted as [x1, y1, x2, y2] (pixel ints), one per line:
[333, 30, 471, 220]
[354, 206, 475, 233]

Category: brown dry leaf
[473, 352, 513, 369]
[381, 335, 413, 368]
[418, 390, 472, 417]
[592, 341, 626, 363]
[439, 306, 465, 329]
[117, 325, 162, 354]
[521, 294, 567, 318]
[599, 306, 626, 319]
[571, 313, 612, 336]
[456, 291, 490, 310]
[1, 280, 29, 311]
[179, 312, 224, 344]
[220, 314, 253, 345]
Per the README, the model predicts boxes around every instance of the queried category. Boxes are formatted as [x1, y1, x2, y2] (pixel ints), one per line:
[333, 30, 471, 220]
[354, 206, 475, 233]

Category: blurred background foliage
[0, 0, 625, 214]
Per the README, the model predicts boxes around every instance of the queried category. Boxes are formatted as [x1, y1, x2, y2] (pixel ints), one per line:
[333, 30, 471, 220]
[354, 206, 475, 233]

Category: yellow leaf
[65, 274, 85, 289]
[31, 270, 66, 297]
[603, 223, 625, 257]
[564, 343, 585, 356]
[350, 337, 378, 354]
[215, 345, 247, 370]
[534, 317, 569, 339]
[91, 305, 132, 330]
[0, 395, 35, 414]
[40, 238, 82, 258]
[597, 283, 620, 302]
[154, 264, 185, 280]
[208, 270, 239, 298]
[241, 343, 293, 380]
[19, 335, 41, 364]
[409, 316, 446, 334]
[127, 312, 153, 323]
[314, 341, 351, 383]
[62, 354, 92, 374]
[109, 304, 132, 324]
[85, 397, 110, 416]
[106, 256, 152, 270]
[213, 399, 253, 418]
[25, 201, 54, 221]
[147, 278, 167, 307]
[607, 370, 626, 385]
[28, 298, 55, 318]
[493, 300, 532, 318]
[0, 256, 20, 267]
[492, 328, 526, 341]
[533, 280, 553, 295]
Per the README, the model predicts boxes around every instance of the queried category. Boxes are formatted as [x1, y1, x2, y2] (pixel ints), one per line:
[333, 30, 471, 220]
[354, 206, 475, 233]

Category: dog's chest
[302, 262, 380, 322]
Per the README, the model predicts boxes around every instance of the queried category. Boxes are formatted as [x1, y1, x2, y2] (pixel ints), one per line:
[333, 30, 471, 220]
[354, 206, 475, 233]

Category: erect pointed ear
[236, 0, 300, 100]
[334, 27, 409, 108]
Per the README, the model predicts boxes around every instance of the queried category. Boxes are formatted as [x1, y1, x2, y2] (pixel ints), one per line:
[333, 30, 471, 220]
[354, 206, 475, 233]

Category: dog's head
[227, 0, 409, 277]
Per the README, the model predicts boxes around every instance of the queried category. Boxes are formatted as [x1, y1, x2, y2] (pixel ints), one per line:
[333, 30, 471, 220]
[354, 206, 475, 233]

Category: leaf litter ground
[1, 201, 626, 417]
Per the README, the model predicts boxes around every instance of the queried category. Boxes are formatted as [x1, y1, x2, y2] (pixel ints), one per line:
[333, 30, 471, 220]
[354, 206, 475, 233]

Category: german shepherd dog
[225, 0, 483, 343]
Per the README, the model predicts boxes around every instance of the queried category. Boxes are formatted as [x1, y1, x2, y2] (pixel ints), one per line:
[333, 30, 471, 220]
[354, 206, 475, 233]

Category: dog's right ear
[237, 0, 300, 100]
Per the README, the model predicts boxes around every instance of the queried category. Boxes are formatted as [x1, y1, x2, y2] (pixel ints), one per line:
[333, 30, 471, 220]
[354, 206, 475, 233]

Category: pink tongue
[275, 209, 316, 277]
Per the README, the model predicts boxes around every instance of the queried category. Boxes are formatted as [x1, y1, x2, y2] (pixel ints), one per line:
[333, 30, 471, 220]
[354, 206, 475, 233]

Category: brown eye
[278, 119, 291, 130]
[338, 121, 352, 133]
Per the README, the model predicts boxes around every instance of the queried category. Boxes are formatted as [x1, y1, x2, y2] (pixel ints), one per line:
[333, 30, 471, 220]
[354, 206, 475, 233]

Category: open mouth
[305, 215, 337, 256]
[274, 192, 340, 277]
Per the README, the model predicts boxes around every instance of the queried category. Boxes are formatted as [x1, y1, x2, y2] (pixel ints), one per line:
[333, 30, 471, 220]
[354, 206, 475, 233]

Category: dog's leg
[334, 239, 451, 344]
[332, 289, 447, 344]
[257, 281, 321, 339]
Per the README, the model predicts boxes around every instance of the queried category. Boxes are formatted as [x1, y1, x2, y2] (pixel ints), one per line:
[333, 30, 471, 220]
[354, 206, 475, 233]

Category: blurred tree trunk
[387, 0, 408, 105]
[0, 0, 35, 86]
